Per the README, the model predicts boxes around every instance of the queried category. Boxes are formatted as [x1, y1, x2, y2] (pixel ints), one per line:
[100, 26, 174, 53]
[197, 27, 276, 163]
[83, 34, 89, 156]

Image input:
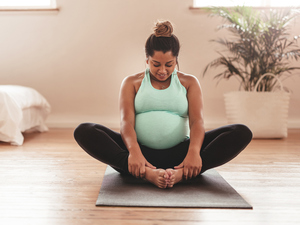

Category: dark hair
[145, 21, 180, 58]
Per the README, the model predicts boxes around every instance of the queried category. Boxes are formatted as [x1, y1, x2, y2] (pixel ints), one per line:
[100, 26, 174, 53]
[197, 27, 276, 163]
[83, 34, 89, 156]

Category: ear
[146, 58, 149, 64]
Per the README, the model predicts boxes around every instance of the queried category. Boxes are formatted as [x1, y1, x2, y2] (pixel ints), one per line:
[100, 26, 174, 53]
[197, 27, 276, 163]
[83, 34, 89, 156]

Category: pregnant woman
[74, 20, 252, 189]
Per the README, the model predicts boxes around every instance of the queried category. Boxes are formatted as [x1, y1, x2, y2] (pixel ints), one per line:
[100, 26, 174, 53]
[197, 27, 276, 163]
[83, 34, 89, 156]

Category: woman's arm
[119, 75, 155, 178]
[175, 74, 205, 179]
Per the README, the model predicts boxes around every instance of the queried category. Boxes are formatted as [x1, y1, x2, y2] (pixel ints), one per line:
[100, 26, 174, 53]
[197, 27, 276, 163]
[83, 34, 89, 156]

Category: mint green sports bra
[134, 68, 189, 149]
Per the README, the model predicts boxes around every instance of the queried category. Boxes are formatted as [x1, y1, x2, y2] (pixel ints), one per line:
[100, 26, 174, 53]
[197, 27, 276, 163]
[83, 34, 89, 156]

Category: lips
[157, 73, 167, 79]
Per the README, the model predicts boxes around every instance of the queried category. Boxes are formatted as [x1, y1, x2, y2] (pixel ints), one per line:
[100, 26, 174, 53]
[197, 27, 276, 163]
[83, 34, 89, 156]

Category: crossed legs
[74, 123, 252, 188]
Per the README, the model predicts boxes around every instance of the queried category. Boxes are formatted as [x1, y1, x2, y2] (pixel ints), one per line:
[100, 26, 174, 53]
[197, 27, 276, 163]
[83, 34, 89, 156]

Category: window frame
[192, 0, 300, 8]
[0, 0, 58, 11]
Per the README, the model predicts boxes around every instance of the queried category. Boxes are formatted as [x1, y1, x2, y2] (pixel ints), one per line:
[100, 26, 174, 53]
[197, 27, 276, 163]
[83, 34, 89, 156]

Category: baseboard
[46, 116, 300, 129]
[46, 115, 120, 130]
[287, 120, 300, 129]
[204, 119, 300, 129]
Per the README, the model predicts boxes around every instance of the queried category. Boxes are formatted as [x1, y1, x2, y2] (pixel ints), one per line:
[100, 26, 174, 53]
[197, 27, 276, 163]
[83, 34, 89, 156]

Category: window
[0, 0, 57, 10]
[193, 0, 299, 7]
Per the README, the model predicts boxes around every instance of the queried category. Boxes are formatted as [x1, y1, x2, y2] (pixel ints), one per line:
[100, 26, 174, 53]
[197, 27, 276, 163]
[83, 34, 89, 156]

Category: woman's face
[146, 50, 177, 82]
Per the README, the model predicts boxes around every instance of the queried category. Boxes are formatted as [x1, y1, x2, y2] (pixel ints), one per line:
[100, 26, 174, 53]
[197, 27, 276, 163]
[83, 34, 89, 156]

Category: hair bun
[154, 20, 173, 37]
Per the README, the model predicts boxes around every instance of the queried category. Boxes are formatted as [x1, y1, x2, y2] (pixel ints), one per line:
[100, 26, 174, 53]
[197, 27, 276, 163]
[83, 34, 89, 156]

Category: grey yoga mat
[96, 166, 252, 209]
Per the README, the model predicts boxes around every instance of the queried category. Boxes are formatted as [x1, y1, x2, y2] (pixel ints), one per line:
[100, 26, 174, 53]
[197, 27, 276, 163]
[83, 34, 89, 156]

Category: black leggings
[74, 123, 252, 175]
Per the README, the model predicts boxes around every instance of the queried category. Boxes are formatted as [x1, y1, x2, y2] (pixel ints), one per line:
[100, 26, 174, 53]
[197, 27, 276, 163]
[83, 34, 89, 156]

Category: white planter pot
[224, 74, 290, 138]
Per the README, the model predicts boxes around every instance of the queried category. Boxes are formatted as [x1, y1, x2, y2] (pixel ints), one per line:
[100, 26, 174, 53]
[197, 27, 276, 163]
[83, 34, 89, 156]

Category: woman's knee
[74, 123, 112, 145]
[232, 124, 253, 144]
[74, 123, 107, 146]
[74, 123, 93, 142]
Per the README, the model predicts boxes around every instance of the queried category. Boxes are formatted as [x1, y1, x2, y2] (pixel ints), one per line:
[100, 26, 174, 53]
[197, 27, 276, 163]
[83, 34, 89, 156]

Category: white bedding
[0, 85, 51, 145]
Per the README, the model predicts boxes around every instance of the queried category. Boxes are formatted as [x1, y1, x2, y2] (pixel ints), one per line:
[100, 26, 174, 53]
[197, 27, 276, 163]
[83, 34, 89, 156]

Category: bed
[0, 85, 51, 145]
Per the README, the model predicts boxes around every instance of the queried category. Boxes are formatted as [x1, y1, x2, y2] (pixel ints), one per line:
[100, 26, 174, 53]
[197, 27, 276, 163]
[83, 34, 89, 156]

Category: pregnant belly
[135, 111, 189, 149]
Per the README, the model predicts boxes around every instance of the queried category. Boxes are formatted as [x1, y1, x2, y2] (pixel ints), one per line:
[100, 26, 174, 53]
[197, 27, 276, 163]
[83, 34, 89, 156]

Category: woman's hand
[128, 152, 156, 178]
[174, 151, 202, 180]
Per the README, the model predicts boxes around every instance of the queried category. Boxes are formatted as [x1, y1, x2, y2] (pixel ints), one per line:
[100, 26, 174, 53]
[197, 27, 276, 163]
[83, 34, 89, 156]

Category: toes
[166, 169, 174, 176]
[158, 170, 166, 176]
[157, 170, 168, 188]
[158, 180, 167, 189]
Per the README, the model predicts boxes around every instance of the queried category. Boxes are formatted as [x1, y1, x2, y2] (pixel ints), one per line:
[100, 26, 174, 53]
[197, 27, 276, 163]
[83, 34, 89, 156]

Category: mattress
[0, 85, 51, 145]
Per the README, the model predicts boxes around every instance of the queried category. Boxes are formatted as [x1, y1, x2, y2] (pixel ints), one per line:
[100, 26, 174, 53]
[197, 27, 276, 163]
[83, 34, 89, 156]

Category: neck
[149, 73, 172, 90]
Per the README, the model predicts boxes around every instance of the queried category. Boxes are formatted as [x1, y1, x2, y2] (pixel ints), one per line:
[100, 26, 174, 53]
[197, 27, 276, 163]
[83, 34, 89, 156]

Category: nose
[158, 66, 167, 74]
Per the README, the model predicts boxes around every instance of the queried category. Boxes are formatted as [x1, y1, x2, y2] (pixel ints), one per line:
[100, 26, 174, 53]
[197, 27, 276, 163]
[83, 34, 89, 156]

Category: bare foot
[144, 167, 167, 189]
[165, 169, 175, 188]
[165, 168, 183, 188]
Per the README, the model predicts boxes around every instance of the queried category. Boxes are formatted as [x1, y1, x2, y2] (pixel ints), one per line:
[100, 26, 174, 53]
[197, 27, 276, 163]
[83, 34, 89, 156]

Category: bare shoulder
[177, 71, 201, 90]
[122, 71, 144, 84]
[121, 71, 145, 93]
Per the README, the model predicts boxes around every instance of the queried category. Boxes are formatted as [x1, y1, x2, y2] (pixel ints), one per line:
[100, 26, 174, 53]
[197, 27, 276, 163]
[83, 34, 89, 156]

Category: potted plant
[203, 5, 300, 138]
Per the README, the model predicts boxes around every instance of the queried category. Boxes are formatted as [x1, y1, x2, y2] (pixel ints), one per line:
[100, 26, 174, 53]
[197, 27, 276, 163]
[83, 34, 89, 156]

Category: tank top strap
[172, 70, 186, 94]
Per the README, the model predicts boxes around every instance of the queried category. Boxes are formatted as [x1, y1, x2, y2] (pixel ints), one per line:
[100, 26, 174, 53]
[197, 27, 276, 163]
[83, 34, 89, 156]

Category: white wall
[1, 0, 300, 129]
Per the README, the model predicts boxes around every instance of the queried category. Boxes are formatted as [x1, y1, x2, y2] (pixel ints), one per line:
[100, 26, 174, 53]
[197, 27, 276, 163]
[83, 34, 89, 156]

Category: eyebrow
[152, 60, 174, 64]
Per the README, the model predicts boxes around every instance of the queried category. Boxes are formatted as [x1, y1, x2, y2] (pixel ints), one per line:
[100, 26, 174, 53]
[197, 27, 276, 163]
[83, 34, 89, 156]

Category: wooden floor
[0, 128, 300, 225]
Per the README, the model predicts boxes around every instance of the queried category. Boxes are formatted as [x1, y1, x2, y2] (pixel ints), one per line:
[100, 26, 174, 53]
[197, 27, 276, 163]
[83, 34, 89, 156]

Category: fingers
[183, 168, 192, 180]
[128, 164, 141, 178]
[128, 163, 148, 178]
[145, 161, 156, 169]
[196, 167, 202, 176]
[193, 169, 199, 178]
[135, 164, 145, 178]
[139, 166, 146, 178]
[183, 167, 202, 180]
[130, 166, 138, 177]
[188, 169, 194, 179]
[174, 163, 183, 169]
[183, 167, 189, 180]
